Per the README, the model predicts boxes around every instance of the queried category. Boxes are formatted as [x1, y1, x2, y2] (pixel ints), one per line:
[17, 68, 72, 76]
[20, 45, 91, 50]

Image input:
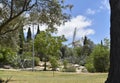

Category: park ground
[0, 70, 107, 83]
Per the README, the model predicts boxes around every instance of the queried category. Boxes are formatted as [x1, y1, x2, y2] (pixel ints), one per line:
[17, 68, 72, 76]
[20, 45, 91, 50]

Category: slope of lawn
[0, 70, 107, 83]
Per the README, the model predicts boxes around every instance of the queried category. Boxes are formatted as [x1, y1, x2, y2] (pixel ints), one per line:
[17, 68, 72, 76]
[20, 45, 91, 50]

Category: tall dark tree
[82, 36, 91, 56]
[36, 25, 40, 35]
[101, 40, 103, 46]
[26, 27, 32, 42]
[80, 36, 94, 65]
[35, 25, 40, 38]
[60, 45, 67, 59]
[83, 36, 88, 45]
[105, 0, 120, 83]
[18, 26, 25, 54]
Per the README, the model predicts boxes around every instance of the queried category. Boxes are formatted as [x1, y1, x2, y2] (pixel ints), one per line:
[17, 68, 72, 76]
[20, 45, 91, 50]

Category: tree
[35, 25, 40, 38]
[80, 36, 95, 65]
[105, 0, 120, 83]
[0, 0, 34, 35]
[103, 38, 110, 49]
[0, 46, 16, 66]
[82, 36, 93, 56]
[49, 56, 59, 76]
[85, 44, 109, 73]
[60, 45, 67, 59]
[34, 31, 64, 70]
[18, 25, 25, 54]
[93, 45, 109, 72]
[26, 27, 32, 42]
[0, 0, 71, 36]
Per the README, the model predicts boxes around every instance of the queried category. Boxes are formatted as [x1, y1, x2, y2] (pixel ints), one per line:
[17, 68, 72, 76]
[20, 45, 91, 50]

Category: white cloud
[86, 8, 96, 15]
[86, 0, 110, 15]
[23, 15, 95, 41]
[56, 15, 95, 40]
[100, 0, 110, 10]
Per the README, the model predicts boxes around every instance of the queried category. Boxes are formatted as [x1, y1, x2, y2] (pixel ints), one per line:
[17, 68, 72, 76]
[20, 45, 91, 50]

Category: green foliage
[49, 56, 59, 71]
[93, 45, 109, 72]
[63, 66, 76, 72]
[34, 57, 40, 66]
[35, 31, 64, 60]
[80, 37, 95, 65]
[0, 46, 16, 66]
[17, 52, 33, 68]
[0, 0, 71, 35]
[60, 45, 67, 59]
[63, 59, 68, 69]
[103, 38, 110, 49]
[85, 56, 96, 72]
[69, 37, 95, 65]
[85, 44, 109, 72]
[18, 26, 25, 54]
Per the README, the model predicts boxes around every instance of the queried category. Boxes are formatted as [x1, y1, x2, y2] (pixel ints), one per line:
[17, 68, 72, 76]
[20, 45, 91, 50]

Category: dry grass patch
[0, 70, 107, 83]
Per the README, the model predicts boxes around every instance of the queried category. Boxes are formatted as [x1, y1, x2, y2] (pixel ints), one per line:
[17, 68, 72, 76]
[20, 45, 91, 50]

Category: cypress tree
[27, 27, 32, 42]
[19, 27, 25, 54]
[35, 25, 40, 38]
[83, 36, 88, 46]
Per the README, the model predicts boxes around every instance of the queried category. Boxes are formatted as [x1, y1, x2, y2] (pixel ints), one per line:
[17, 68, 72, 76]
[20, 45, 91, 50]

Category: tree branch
[10, 0, 13, 19]
[0, 0, 36, 35]
[0, 22, 20, 35]
[23, 0, 27, 11]
[0, 10, 24, 34]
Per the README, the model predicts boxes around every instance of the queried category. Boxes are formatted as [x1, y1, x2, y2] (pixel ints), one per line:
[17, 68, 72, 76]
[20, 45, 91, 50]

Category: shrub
[18, 52, 33, 68]
[85, 62, 95, 73]
[49, 56, 59, 71]
[63, 60, 68, 69]
[85, 45, 109, 72]
[34, 57, 40, 66]
[63, 67, 76, 72]
[0, 47, 16, 66]
[93, 48, 109, 72]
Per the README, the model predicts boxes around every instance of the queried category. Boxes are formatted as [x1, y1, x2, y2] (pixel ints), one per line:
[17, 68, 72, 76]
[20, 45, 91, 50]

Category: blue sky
[57, 0, 110, 44]
[23, 0, 110, 45]
[0, 0, 110, 44]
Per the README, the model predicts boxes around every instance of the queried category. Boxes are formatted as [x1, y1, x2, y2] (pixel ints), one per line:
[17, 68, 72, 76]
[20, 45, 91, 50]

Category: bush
[85, 55, 96, 72]
[34, 57, 40, 66]
[85, 62, 95, 73]
[0, 47, 16, 66]
[63, 60, 68, 69]
[93, 48, 109, 72]
[85, 45, 109, 72]
[49, 56, 59, 71]
[18, 52, 33, 68]
[63, 67, 76, 72]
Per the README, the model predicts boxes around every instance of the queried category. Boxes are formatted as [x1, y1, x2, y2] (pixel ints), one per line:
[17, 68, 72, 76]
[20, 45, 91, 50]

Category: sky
[22, 0, 110, 45]
[57, 0, 110, 44]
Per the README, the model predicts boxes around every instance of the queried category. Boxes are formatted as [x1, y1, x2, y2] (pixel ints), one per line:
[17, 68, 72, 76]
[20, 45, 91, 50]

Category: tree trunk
[105, 0, 120, 83]
[43, 58, 47, 71]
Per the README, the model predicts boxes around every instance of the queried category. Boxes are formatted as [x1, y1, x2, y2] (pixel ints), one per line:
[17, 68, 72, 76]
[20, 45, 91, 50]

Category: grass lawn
[0, 70, 107, 83]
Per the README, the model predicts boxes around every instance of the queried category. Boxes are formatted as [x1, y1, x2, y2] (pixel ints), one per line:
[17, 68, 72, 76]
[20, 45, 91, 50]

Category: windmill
[68, 27, 80, 47]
